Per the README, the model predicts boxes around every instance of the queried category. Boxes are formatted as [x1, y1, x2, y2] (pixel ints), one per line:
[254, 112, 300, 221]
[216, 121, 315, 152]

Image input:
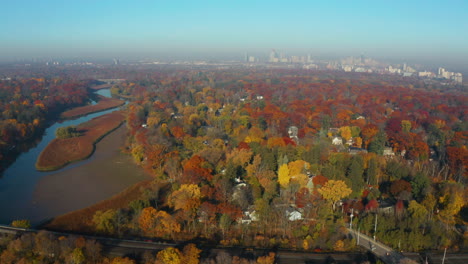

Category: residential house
[332, 137, 343, 145]
[383, 147, 395, 157]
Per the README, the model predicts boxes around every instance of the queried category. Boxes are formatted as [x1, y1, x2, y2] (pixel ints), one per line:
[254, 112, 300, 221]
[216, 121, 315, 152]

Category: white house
[332, 137, 343, 145]
[383, 147, 395, 156]
[239, 208, 259, 224]
[286, 208, 303, 221]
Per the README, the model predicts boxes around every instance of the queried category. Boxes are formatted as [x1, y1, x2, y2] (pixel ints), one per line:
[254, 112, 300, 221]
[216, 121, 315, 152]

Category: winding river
[0, 89, 147, 225]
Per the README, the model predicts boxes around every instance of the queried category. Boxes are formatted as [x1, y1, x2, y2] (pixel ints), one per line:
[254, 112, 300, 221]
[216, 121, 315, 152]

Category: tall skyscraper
[438, 67, 445, 76]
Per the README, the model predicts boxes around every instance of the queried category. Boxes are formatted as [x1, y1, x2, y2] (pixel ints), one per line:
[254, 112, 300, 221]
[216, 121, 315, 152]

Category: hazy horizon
[2, 0, 468, 70]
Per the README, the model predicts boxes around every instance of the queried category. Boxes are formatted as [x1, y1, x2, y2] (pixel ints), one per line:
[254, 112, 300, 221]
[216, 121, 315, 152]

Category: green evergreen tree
[366, 157, 378, 185]
[347, 155, 365, 197]
[368, 130, 386, 155]
[411, 172, 430, 201]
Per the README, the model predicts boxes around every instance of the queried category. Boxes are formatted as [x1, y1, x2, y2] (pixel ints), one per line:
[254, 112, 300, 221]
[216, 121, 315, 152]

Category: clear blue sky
[2, 0, 468, 64]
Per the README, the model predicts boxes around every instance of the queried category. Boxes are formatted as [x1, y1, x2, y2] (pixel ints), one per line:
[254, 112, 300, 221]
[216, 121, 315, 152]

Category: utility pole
[373, 213, 378, 241]
[442, 247, 447, 264]
[357, 227, 360, 245]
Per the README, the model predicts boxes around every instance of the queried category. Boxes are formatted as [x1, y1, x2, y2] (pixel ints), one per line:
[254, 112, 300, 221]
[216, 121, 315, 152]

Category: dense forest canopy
[106, 69, 466, 252]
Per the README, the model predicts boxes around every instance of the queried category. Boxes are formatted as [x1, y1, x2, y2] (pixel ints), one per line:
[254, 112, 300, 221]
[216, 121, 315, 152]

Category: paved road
[348, 228, 406, 264]
[348, 228, 468, 264]
[2, 225, 467, 264]
[276, 251, 369, 264]
[420, 252, 468, 264]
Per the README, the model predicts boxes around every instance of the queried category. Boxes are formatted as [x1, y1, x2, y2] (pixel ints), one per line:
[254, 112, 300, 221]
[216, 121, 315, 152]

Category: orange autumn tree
[181, 155, 213, 184]
[181, 243, 202, 264]
[446, 146, 468, 180]
[361, 123, 379, 148]
[168, 184, 202, 218]
[288, 160, 310, 187]
[171, 126, 185, 140]
[139, 207, 180, 238]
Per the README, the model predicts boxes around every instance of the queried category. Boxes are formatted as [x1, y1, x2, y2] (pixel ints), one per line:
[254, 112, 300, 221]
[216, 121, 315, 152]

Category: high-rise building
[453, 73, 463, 83]
[269, 49, 279, 63]
[438, 67, 445, 76]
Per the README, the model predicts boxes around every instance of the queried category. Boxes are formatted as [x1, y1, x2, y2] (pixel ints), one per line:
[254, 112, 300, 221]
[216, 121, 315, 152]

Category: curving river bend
[0, 89, 148, 225]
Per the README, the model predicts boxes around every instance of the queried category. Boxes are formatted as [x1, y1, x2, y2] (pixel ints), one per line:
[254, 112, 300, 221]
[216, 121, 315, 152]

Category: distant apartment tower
[438, 67, 462, 83]
[438, 67, 445, 76]
[291, 56, 306, 63]
[269, 49, 279, 63]
[418, 71, 433, 78]
[453, 73, 463, 83]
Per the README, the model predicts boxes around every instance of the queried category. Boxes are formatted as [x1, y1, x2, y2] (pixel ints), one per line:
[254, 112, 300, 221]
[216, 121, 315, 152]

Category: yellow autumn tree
[156, 247, 182, 264]
[401, 120, 412, 133]
[278, 164, 290, 188]
[339, 126, 352, 141]
[354, 137, 363, 148]
[318, 180, 352, 211]
[245, 127, 265, 143]
[111, 257, 136, 264]
[438, 189, 465, 225]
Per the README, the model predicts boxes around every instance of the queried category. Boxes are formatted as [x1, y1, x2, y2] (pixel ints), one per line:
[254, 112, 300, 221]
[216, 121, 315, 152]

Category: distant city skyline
[2, 0, 468, 69]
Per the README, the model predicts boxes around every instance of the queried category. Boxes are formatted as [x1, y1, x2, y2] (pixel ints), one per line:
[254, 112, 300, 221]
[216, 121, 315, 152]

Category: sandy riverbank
[33, 125, 150, 223]
[61, 95, 125, 120]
